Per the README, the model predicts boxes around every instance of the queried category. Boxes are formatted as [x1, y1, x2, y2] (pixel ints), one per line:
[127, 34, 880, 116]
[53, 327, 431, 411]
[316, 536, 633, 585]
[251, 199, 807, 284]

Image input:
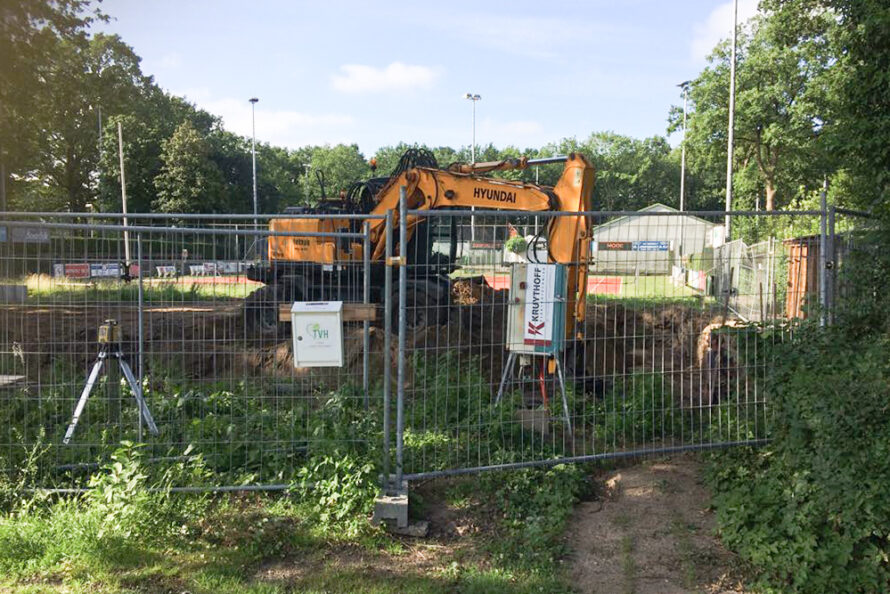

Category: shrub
[707, 325, 890, 592]
[293, 453, 378, 538]
[505, 235, 528, 255]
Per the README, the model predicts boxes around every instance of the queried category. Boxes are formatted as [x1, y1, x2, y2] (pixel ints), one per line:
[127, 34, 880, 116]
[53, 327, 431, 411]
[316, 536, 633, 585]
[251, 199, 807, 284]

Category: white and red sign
[522, 263, 556, 347]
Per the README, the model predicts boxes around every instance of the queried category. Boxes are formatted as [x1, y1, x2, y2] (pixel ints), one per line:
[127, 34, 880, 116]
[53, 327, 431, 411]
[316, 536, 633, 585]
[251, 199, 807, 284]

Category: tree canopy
[3, 0, 889, 223]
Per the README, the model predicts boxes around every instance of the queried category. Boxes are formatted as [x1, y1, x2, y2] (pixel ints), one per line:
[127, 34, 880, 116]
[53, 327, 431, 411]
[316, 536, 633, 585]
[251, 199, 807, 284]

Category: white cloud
[175, 90, 356, 148]
[691, 0, 760, 61]
[330, 62, 438, 94]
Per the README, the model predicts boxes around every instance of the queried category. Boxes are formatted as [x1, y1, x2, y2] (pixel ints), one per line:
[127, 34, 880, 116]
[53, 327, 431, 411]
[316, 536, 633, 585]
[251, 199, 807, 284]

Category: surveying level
[63, 320, 159, 445]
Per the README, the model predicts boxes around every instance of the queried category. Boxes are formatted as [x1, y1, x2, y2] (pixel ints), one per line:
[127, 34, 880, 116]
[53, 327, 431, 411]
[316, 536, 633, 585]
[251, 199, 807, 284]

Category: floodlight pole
[725, 0, 738, 241]
[678, 81, 690, 212]
[117, 121, 130, 266]
[249, 97, 259, 230]
[464, 93, 481, 242]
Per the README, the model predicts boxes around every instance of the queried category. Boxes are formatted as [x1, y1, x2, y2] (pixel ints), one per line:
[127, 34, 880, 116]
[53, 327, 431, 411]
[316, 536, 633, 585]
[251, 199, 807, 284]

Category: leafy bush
[505, 236, 528, 255]
[294, 453, 378, 538]
[598, 373, 682, 445]
[481, 463, 588, 571]
[707, 325, 890, 592]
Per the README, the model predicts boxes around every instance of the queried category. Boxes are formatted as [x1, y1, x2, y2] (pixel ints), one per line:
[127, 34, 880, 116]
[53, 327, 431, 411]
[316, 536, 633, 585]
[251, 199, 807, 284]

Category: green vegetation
[0, 340, 763, 592]
[706, 231, 890, 592]
[23, 274, 260, 302]
[0, 430, 588, 593]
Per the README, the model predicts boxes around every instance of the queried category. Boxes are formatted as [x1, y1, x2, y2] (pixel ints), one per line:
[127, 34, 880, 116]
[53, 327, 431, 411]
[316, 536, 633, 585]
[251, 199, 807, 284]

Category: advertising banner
[64, 263, 90, 279]
[632, 240, 670, 252]
[90, 263, 120, 278]
[598, 241, 632, 251]
[10, 227, 50, 244]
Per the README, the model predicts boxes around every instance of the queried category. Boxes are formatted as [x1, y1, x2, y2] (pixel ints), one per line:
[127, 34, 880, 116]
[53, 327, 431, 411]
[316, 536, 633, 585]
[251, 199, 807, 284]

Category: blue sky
[95, 0, 758, 155]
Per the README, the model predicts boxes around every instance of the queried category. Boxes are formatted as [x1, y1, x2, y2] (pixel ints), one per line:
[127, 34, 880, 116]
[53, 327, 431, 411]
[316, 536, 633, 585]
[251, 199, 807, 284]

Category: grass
[0, 461, 581, 594]
[590, 274, 700, 300]
[670, 514, 700, 590]
[22, 273, 260, 302]
[0, 357, 594, 593]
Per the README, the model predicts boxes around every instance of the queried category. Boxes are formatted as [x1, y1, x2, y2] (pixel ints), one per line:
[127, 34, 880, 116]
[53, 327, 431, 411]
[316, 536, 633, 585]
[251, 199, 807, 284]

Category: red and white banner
[522, 264, 556, 347]
[64, 263, 90, 279]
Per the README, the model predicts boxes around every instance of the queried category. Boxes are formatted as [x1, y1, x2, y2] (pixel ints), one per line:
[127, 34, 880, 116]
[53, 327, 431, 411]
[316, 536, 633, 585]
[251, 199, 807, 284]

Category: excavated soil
[1, 280, 742, 405]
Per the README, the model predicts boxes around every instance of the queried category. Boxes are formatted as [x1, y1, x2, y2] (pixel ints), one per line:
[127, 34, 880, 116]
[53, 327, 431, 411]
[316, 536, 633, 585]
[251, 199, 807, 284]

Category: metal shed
[591, 204, 721, 275]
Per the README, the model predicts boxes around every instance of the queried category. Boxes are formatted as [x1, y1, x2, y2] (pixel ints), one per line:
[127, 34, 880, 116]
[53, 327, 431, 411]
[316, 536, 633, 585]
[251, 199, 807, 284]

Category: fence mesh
[0, 207, 874, 490]
[393, 210, 833, 480]
[0, 215, 378, 490]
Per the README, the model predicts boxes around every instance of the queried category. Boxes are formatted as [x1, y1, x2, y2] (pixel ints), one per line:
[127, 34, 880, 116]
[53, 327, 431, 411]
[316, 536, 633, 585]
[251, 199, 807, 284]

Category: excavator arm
[369, 152, 595, 333]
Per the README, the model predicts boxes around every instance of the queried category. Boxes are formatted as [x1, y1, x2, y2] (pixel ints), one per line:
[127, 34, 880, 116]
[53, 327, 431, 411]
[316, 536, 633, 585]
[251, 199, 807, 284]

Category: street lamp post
[464, 93, 481, 242]
[725, 0, 738, 241]
[249, 97, 259, 231]
[464, 93, 481, 163]
[678, 81, 690, 212]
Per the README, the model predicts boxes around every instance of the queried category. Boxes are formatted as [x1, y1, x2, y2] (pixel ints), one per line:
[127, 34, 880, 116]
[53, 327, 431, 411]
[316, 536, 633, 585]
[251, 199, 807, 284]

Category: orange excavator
[245, 149, 595, 344]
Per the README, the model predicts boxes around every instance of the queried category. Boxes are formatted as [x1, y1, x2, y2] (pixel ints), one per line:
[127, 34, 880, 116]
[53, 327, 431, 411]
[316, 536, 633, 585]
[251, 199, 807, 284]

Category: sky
[94, 0, 759, 156]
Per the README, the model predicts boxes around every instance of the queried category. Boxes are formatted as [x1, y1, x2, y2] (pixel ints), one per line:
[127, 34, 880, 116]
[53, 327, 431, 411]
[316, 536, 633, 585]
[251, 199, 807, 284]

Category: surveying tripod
[63, 320, 159, 445]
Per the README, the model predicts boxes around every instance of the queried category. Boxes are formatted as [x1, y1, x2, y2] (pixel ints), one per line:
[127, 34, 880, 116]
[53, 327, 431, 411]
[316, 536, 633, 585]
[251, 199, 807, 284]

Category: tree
[297, 144, 370, 204]
[0, 0, 102, 209]
[97, 94, 219, 213]
[32, 33, 155, 211]
[762, 0, 890, 213]
[672, 16, 833, 211]
[581, 132, 680, 211]
[153, 121, 226, 213]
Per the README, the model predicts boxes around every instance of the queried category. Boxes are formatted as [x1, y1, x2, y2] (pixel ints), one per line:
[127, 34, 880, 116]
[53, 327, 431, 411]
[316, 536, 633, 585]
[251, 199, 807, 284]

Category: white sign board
[523, 264, 557, 347]
[291, 301, 344, 367]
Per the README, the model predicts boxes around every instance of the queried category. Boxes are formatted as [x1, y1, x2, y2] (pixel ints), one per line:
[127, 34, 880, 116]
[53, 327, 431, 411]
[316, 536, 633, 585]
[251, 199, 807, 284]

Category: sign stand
[63, 320, 159, 445]
[494, 352, 572, 437]
[494, 263, 573, 437]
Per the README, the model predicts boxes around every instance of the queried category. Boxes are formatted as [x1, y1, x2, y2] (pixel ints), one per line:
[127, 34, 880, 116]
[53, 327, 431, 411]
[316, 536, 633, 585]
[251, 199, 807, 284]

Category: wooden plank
[0, 375, 26, 389]
[279, 303, 378, 323]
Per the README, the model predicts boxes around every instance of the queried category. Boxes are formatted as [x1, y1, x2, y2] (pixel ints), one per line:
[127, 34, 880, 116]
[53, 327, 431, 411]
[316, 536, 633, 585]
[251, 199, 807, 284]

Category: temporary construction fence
[0, 212, 381, 491]
[381, 203, 873, 489]
[0, 205, 874, 495]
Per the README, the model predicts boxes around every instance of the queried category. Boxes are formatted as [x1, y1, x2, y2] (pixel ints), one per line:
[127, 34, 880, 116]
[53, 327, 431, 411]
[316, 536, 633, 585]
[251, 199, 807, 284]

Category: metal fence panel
[392, 209, 838, 480]
[0, 215, 379, 491]
[0, 207, 875, 491]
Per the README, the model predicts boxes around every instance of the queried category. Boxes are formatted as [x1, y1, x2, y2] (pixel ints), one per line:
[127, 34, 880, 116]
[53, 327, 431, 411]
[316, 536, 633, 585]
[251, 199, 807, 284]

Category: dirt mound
[2, 285, 745, 407]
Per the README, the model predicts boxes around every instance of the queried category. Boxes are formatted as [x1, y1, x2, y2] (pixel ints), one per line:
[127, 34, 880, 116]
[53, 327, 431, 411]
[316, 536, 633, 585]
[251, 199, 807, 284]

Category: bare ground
[568, 455, 749, 594]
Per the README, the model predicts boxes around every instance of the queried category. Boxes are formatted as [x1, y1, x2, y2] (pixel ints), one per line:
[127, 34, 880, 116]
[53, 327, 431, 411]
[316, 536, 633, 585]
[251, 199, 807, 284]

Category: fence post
[136, 232, 145, 442]
[382, 211, 393, 488]
[827, 205, 836, 325]
[396, 188, 407, 488]
[819, 181, 828, 327]
[363, 221, 370, 409]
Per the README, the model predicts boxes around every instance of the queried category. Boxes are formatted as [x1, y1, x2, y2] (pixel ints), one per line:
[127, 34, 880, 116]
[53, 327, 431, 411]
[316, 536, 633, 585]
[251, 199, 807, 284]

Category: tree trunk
[765, 183, 777, 211]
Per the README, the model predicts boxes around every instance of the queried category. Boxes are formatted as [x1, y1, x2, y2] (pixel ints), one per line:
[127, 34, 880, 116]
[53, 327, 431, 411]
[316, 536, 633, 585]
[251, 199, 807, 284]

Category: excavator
[245, 149, 595, 358]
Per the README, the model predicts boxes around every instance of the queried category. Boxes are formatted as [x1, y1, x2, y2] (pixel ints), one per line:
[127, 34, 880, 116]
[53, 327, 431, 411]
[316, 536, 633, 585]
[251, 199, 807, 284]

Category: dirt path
[567, 455, 748, 594]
